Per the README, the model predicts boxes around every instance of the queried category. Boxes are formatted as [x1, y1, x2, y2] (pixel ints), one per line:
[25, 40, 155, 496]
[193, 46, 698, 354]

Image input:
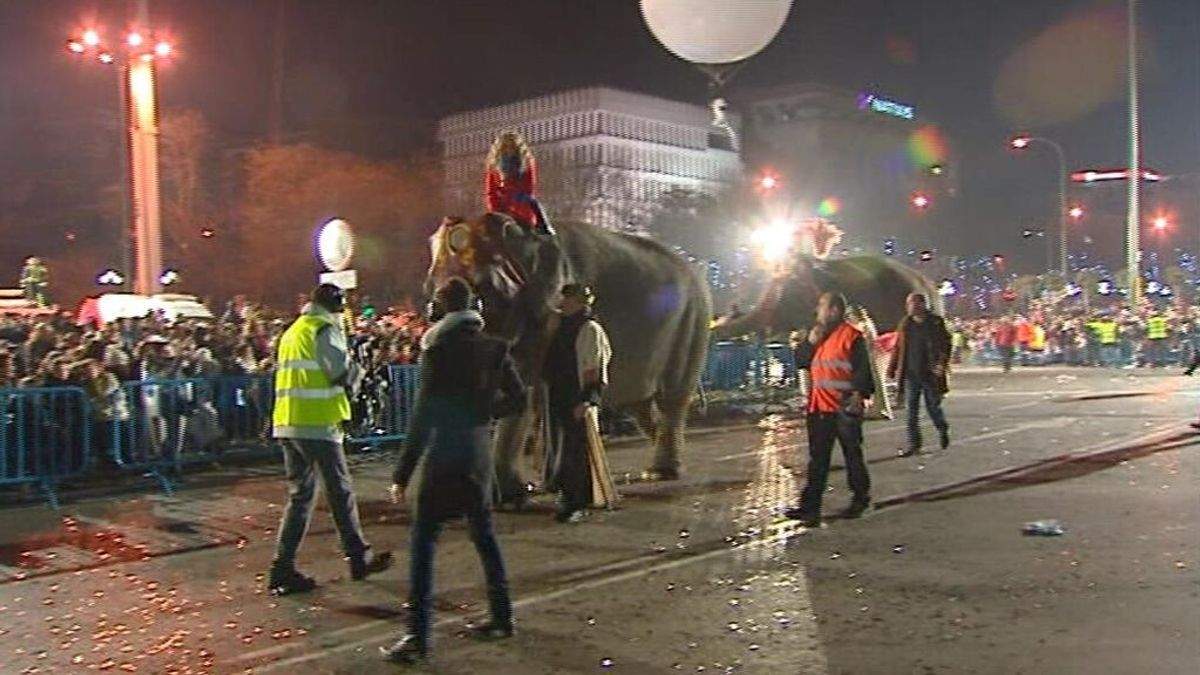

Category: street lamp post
[66, 20, 172, 296]
[1126, 0, 1142, 305]
[1010, 135, 1068, 276]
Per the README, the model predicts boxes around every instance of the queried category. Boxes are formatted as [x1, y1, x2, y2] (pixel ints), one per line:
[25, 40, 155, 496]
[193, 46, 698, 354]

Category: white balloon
[317, 218, 355, 272]
[640, 0, 793, 65]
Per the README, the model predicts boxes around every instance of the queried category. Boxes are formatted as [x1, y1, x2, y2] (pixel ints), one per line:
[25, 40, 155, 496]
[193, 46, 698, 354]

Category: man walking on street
[266, 284, 392, 596]
[888, 293, 952, 457]
[543, 283, 612, 524]
[993, 315, 1017, 373]
[786, 292, 874, 526]
[382, 278, 526, 664]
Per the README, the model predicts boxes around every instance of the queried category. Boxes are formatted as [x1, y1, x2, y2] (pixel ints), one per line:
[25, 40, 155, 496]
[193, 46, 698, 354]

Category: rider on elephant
[485, 131, 552, 234]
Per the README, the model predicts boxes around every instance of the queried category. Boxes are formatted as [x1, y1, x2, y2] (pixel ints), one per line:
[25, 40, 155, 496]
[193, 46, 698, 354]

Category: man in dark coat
[887, 293, 952, 457]
[543, 283, 612, 524]
[382, 278, 526, 664]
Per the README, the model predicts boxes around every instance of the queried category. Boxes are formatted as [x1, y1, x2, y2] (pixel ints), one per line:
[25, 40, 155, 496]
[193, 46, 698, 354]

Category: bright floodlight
[1010, 135, 1030, 149]
[126, 32, 143, 47]
[317, 218, 355, 271]
[98, 51, 114, 64]
[160, 269, 180, 285]
[750, 220, 794, 263]
[67, 40, 85, 54]
[83, 29, 101, 46]
[1152, 216, 1169, 231]
[155, 41, 172, 57]
[1068, 206, 1084, 219]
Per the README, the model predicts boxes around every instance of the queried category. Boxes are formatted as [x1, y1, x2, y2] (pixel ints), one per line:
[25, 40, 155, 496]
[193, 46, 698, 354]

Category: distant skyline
[1, 0, 1197, 273]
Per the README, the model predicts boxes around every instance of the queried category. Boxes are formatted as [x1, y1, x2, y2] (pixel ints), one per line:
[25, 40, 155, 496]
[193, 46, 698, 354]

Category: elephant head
[425, 213, 565, 347]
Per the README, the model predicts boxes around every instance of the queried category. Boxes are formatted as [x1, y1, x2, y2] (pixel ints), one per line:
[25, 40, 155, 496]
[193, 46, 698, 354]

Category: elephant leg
[631, 398, 659, 442]
[649, 393, 689, 479]
[493, 397, 535, 504]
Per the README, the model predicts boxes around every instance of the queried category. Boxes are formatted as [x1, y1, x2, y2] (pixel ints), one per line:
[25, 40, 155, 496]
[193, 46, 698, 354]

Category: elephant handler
[786, 292, 875, 527]
[543, 283, 612, 524]
[267, 284, 392, 596]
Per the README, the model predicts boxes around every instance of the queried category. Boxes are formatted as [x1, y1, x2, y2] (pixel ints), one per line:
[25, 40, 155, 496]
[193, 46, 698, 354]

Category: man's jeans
[905, 378, 948, 451]
[272, 438, 369, 570]
[408, 505, 512, 652]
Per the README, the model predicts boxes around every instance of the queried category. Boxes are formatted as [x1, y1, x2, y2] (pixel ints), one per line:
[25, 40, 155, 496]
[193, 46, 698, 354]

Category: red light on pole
[1068, 206, 1084, 220]
[1010, 135, 1031, 149]
[910, 192, 930, 210]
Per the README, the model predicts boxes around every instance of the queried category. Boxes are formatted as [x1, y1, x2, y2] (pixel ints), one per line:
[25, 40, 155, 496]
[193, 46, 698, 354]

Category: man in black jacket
[887, 293, 952, 457]
[381, 278, 526, 664]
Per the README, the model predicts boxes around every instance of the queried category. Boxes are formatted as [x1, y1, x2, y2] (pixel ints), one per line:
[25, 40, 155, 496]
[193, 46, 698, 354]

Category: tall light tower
[66, 8, 172, 295]
[1009, 134, 1068, 276]
[1126, 0, 1142, 305]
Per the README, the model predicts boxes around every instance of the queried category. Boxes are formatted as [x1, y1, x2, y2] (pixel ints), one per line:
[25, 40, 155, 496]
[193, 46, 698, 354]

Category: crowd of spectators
[949, 303, 1200, 369]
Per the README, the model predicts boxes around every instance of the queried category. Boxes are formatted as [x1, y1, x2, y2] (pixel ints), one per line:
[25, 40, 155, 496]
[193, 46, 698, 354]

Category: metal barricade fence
[0, 387, 92, 507]
[347, 364, 420, 448]
[703, 341, 797, 391]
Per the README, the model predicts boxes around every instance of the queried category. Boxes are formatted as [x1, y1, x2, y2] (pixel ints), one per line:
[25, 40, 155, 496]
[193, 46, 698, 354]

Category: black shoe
[939, 429, 951, 450]
[554, 509, 586, 524]
[641, 467, 680, 481]
[898, 447, 919, 458]
[497, 491, 530, 512]
[838, 501, 870, 519]
[469, 621, 514, 641]
[379, 634, 426, 664]
[783, 507, 821, 527]
[349, 549, 393, 581]
[267, 568, 317, 596]
[1190, 421, 1200, 431]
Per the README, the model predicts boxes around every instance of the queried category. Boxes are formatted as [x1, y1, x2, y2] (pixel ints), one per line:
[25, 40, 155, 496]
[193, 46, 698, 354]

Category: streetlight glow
[910, 193, 930, 209]
[83, 29, 100, 46]
[1068, 206, 1084, 220]
[97, 51, 115, 64]
[1152, 216, 1169, 231]
[126, 32, 143, 47]
[67, 40, 85, 53]
[154, 41, 172, 57]
[1010, 135, 1031, 149]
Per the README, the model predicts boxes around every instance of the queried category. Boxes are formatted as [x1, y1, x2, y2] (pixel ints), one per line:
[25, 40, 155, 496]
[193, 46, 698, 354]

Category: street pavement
[0, 367, 1197, 674]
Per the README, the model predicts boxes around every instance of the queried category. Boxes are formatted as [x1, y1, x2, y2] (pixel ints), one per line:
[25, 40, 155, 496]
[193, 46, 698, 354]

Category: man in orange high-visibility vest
[786, 292, 875, 526]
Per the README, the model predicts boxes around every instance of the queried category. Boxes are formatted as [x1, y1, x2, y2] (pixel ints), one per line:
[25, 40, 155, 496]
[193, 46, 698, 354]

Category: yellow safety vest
[1146, 316, 1168, 340]
[1029, 325, 1046, 351]
[272, 314, 351, 429]
[1091, 320, 1118, 345]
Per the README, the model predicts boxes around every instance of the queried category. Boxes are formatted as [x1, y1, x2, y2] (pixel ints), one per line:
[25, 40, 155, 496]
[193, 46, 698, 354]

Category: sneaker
[939, 429, 951, 450]
[469, 621, 514, 641]
[640, 467, 680, 481]
[349, 549, 394, 581]
[838, 501, 870, 519]
[379, 634, 426, 664]
[783, 507, 821, 527]
[266, 568, 317, 596]
[554, 510, 586, 524]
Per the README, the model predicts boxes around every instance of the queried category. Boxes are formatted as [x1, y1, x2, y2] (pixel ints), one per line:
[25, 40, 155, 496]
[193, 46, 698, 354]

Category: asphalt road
[0, 367, 1197, 674]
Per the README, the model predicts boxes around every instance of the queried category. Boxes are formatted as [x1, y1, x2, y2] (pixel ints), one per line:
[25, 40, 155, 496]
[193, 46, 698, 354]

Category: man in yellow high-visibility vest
[267, 284, 392, 596]
[1144, 313, 1169, 367]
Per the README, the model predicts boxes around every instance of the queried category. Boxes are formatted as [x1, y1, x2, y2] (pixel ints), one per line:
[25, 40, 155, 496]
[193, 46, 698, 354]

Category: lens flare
[817, 197, 841, 218]
[907, 126, 947, 168]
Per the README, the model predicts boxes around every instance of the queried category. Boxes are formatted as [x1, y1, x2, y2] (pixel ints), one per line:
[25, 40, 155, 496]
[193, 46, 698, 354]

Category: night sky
[1, 0, 1197, 277]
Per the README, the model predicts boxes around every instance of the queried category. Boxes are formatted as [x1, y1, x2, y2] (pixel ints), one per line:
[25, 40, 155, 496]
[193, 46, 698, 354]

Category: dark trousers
[408, 505, 511, 652]
[799, 412, 870, 515]
[272, 438, 369, 570]
[547, 405, 591, 514]
[999, 346, 1015, 372]
[904, 378, 949, 451]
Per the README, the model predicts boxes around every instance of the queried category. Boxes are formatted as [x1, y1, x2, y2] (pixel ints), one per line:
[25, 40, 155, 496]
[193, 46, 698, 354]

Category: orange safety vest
[809, 322, 863, 414]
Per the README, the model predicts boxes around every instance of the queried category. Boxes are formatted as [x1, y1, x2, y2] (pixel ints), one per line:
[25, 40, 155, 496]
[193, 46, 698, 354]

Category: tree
[235, 144, 439, 305]
[159, 109, 216, 284]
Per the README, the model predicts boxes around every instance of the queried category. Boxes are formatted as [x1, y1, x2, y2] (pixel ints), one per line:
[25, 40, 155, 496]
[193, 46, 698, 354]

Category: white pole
[1126, 0, 1141, 305]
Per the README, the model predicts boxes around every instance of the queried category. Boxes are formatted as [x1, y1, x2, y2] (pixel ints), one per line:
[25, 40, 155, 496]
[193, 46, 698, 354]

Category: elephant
[424, 213, 713, 504]
[713, 255, 940, 340]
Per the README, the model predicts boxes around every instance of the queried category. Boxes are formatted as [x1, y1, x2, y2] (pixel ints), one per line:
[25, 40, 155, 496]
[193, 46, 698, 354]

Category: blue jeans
[272, 438, 369, 570]
[408, 505, 511, 653]
[905, 378, 948, 450]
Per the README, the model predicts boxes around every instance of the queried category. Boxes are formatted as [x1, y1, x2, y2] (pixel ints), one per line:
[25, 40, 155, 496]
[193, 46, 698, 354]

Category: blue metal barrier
[347, 364, 420, 447]
[0, 387, 92, 508]
[703, 341, 797, 391]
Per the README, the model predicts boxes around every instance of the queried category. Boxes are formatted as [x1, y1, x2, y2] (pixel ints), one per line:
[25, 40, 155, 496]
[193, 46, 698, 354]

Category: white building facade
[437, 87, 742, 231]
